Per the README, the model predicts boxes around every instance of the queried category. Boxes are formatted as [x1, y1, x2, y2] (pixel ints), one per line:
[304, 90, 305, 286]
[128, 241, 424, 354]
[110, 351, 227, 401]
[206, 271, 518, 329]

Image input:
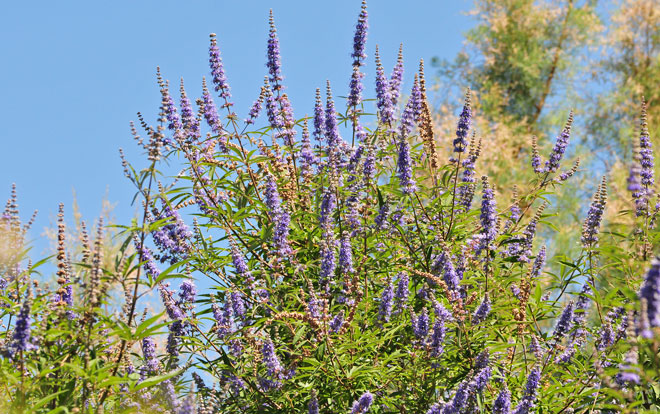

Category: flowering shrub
[2, 2, 660, 413]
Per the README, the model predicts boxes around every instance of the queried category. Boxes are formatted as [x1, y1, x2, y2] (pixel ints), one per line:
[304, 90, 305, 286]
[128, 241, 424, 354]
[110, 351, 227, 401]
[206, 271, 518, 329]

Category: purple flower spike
[140, 246, 161, 278]
[512, 368, 541, 414]
[308, 393, 319, 414]
[429, 311, 447, 357]
[60, 277, 74, 312]
[363, 146, 376, 185]
[273, 207, 292, 258]
[265, 175, 292, 258]
[319, 240, 337, 287]
[492, 386, 511, 414]
[351, 391, 374, 414]
[394, 272, 410, 313]
[530, 335, 543, 358]
[426, 404, 443, 414]
[374, 201, 390, 230]
[446, 378, 471, 413]
[158, 284, 185, 321]
[300, 120, 318, 178]
[319, 187, 338, 287]
[412, 307, 430, 339]
[478, 176, 497, 254]
[330, 310, 344, 333]
[397, 138, 417, 195]
[433, 301, 452, 321]
[531, 135, 543, 174]
[531, 246, 546, 279]
[640, 257, 660, 337]
[231, 291, 246, 318]
[348, 64, 365, 110]
[399, 75, 422, 139]
[209, 33, 232, 102]
[151, 199, 192, 264]
[617, 348, 641, 385]
[636, 99, 655, 216]
[378, 281, 394, 323]
[375, 47, 395, 126]
[179, 79, 201, 143]
[179, 392, 196, 414]
[628, 160, 643, 203]
[245, 86, 266, 125]
[571, 279, 592, 329]
[159, 78, 182, 139]
[458, 137, 482, 210]
[596, 319, 615, 351]
[553, 301, 575, 340]
[267, 11, 284, 89]
[348, 145, 365, 176]
[276, 93, 297, 146]
[166, 321, 184, 357]
[639, 99, 655, 188]
[319, 187, 337, 231]
[142, 336, 160, 373]
[162, 380, 179, 411]
[313, 88, 326, 143]
[325, 81, 343, 153]
[230, 242, 251, 278]
[8, 293, 35, 358]
[212, 300, 231, 339]
[472, 351, 492, 391]
[433, 250, 460, 292]
[307, 295, 321, 320]
[506, 204, 544, 263]
[262, 339, 283, 378]
[264, 80, 284, 131]
[351, 0, 368, 66]
[581, 178, 607, 248]
[338, 235, 355, 275]
[389, 44, 404, 106]
[201, 79, 228, 152]
[472, 294, 491, 324]
[178, 280, 197, 304]
[544, 112, 573, 173]
[454, 90, 471, 153]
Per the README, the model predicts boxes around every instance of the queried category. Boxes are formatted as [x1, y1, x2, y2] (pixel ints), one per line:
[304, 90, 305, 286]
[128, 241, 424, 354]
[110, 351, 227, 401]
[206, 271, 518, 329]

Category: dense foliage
[1, 2, 660, 413]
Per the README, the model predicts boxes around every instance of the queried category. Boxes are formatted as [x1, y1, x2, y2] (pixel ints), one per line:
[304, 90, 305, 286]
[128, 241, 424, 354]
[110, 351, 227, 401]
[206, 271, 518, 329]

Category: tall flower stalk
[446, 90, 472, 239]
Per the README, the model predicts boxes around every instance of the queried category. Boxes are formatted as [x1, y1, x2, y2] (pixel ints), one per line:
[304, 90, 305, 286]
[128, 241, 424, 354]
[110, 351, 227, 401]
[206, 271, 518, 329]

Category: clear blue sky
[0, 0, 473, 254]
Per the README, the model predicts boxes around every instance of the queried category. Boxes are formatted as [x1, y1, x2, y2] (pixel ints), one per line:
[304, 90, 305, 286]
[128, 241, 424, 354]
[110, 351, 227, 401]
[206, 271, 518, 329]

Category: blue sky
[0, 0, 473, 254]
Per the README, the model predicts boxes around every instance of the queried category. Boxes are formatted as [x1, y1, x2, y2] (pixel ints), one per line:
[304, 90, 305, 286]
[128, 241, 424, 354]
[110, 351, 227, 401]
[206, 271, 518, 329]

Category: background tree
[432, 0, 600, 259]
[586, 0, 660, 221]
